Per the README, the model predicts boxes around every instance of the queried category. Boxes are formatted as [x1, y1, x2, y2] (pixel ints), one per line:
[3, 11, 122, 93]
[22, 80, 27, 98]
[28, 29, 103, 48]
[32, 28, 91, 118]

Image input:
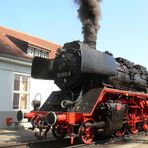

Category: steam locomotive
[17, 41, 148, 144]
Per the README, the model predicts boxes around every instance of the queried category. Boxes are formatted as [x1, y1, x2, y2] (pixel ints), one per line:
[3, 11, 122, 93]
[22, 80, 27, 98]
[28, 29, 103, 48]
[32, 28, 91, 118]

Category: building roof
[0, 26, 61, 60]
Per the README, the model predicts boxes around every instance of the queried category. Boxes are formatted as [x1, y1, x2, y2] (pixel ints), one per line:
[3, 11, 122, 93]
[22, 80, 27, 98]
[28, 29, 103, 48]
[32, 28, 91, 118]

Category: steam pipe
[84, 121, 105, 128]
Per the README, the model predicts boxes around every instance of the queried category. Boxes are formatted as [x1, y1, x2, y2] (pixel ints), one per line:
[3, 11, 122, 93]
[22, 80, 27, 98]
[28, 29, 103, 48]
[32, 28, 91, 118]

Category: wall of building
[0, 60, 29, 128]
[0, 111, 32, 129]
[0, 70, 14, 111]
[0, 60, 31, 111]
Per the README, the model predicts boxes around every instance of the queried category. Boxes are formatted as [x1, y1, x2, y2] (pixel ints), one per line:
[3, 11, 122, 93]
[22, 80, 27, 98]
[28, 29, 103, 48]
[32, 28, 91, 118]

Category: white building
[0, 27, 60, 128]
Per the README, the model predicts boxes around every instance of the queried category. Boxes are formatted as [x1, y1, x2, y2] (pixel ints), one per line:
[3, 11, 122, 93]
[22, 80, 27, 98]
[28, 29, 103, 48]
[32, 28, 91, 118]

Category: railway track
[0, 137, 80, 148]
[0, 132, 147, 148]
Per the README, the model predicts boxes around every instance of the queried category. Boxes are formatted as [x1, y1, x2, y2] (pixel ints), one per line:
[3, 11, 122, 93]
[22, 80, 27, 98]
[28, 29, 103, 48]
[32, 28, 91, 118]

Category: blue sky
[1, 0, 148, 67]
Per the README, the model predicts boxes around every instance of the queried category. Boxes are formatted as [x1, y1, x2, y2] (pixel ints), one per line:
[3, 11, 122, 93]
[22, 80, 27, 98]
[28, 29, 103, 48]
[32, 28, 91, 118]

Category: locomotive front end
[31, 41, 117, 90]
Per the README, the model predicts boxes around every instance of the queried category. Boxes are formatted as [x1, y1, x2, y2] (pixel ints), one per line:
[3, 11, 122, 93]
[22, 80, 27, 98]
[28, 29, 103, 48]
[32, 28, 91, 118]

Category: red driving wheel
[130, 124, 139, 134]
[143, 123, 148, 132]
[116, 129, 125, 137]
[78, 121, 94, 144]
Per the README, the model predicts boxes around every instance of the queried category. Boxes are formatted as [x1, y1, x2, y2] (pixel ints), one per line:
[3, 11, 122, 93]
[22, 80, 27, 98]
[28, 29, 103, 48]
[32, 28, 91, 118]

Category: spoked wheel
[143, 123, 148, 132]
[130, 124, 139, 134]
[78, 121, 94, 144]
[34, 127, 50, 140]
[52, 124, 67, 139]
[30, 116, 37, 130]
[33, 116, 50, 140]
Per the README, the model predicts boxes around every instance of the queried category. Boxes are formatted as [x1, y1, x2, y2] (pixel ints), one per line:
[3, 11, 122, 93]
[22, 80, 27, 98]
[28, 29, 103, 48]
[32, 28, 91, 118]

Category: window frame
[27, 47, 49, 58]
[12, 73, 30, 111]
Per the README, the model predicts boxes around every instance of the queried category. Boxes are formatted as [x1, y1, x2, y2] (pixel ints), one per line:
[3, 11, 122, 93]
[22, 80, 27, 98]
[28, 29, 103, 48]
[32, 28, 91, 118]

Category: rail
[0, 131, 147, 148]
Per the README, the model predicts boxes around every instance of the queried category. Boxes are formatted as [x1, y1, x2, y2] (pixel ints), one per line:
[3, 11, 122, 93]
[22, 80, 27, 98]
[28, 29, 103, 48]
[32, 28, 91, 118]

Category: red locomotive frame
[17, 87, 148, 144]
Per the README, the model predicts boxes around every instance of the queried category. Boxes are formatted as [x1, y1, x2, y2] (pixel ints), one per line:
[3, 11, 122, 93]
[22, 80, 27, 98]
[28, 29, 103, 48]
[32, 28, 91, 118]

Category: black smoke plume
[74, 0, 101, 49]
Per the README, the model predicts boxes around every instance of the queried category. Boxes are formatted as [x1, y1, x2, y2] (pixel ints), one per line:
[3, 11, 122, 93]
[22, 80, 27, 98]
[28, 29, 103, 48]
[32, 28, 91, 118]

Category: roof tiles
[0, 26, 61, 59]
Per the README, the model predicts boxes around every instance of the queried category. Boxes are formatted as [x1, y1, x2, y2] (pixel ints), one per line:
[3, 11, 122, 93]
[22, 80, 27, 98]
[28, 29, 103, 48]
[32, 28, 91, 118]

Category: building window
[27, 47, 49, 58]
[13, 74, 30, 110]
[27, 48, 34, 56]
